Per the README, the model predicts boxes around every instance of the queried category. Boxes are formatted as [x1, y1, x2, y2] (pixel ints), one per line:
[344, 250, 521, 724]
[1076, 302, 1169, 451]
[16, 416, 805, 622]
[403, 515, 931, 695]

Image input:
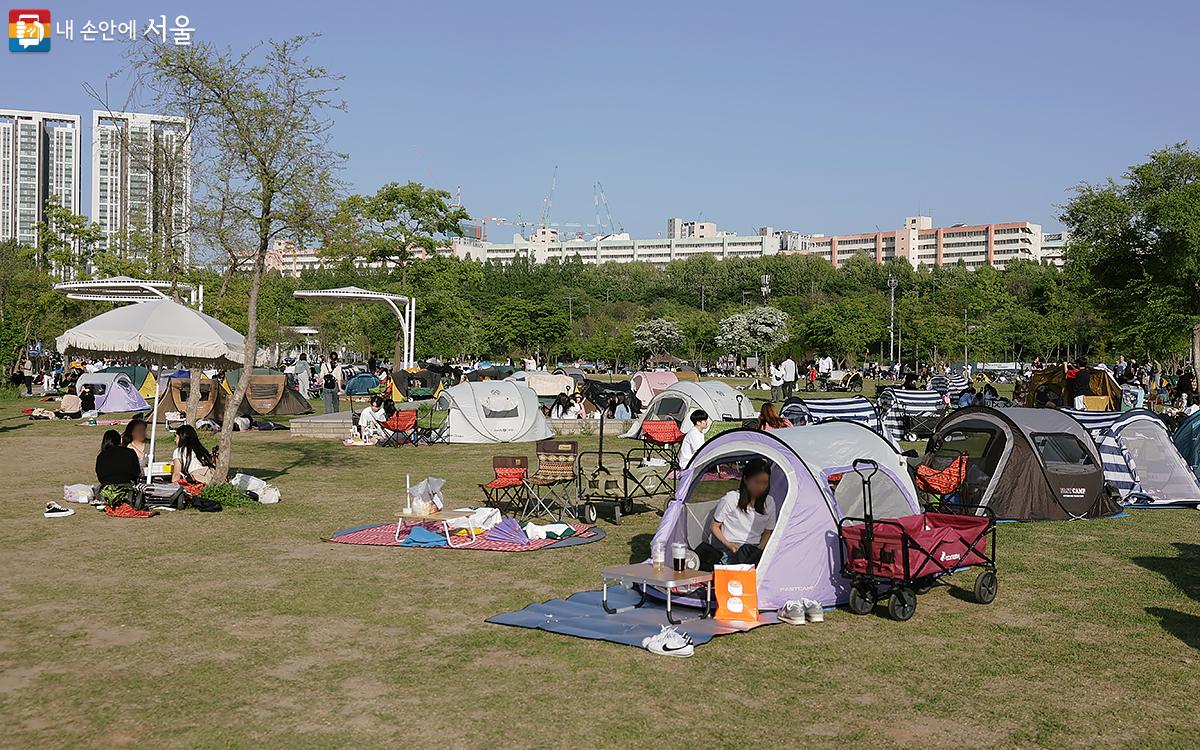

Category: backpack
[323, 372, 336, 390]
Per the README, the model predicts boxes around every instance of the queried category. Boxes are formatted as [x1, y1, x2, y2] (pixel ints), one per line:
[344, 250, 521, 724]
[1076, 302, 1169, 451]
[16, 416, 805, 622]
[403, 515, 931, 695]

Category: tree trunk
[212, 220, 269, 483]
[185, 368, 201, 425]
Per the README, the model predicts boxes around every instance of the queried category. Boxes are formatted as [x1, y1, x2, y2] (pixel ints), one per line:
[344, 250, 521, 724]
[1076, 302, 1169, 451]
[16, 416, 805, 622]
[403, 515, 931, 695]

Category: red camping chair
[480, 456, 528, 514]
[640, 419, 685, 467]
[377, 410, 419, 447]
[915, 452, 968, 508]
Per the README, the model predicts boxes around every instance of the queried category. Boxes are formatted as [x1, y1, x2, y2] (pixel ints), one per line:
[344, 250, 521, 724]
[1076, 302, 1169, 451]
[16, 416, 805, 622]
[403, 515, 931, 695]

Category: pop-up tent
[516, 371, 577, 400]
[928, 374, 969, 402]
[923, 406, 1120, 520]
[1025, 365, 1121, 410]
[434, 381, 553, 443]
[344, 372, 380, 396]
[581, 378, 633, 411]
[100, 365, 157, 399]
[630, 371, 678, 407]
[223, 368, 313, 416]
[623, 380, 756, 437]
[552, 367, 587, 391]
[75, 372, 149, 413]
[648, 422, 919, 610]
[1064, 409, 1200, 507]
[155, 375, 239, 422]
[877, 388, 947, 443]
[779, 395, 895, 446]
[466, 365, 517, 382]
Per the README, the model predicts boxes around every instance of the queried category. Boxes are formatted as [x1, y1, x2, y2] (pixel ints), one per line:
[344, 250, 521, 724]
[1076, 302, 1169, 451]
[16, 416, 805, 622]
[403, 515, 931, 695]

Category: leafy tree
[714, 306, 789, 360]
[631, 317, 683, 358]
[1061, 143, 1200, 359]
[129, 33, 345, 481]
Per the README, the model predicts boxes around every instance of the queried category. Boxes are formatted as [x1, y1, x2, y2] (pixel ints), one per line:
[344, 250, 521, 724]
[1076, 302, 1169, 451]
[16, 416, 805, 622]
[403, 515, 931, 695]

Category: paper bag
[714, 564, 758, 621]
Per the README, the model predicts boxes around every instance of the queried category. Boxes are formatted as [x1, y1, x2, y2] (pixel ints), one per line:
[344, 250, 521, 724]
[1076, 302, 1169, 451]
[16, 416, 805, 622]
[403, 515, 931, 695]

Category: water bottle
[652, 543, 665, 571]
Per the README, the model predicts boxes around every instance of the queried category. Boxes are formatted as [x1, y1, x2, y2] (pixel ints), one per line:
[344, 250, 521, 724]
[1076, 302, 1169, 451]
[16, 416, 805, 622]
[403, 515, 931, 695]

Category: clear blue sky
[6, 0, 1199, 238]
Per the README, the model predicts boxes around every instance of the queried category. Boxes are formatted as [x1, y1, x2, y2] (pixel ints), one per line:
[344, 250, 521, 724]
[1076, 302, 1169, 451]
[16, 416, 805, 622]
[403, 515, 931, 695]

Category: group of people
[92, 417, 217, 512]
[544, 392, 634, 420]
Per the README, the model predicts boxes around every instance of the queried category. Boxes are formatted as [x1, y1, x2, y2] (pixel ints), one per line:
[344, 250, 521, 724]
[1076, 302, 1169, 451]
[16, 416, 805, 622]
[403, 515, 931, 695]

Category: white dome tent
[435, 381, 553, 443]
[623, 380, 756, 437]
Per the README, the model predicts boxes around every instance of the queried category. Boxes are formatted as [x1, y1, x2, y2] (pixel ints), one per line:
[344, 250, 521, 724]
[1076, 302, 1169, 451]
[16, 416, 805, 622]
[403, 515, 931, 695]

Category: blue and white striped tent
[779, 395, 898, 449]
[1063, 409, 1200, 507]
[877, 388, 947, 443]
[927, 374, 970, 402]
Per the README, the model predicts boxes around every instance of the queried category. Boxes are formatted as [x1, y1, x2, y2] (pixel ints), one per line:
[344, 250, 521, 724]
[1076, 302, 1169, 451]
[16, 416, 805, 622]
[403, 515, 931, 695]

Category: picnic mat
[326, 520, 605, 552]
[487, 588, 777, 650]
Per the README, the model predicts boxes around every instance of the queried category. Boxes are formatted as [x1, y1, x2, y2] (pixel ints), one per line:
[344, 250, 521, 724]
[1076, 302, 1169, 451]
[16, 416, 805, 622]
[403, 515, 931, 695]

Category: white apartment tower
[0, 109, 81, 253]
[92, 111, 192, 267]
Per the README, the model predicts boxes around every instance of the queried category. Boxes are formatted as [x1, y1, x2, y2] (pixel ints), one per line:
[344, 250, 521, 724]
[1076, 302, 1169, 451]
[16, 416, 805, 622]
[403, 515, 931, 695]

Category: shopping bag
[714, 564, 758, 621]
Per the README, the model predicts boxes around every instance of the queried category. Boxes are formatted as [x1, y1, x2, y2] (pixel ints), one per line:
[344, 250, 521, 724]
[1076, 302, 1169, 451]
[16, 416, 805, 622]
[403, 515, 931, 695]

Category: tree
[715, 306, 790, 360]
[632, 318, 683, 358]
[129, 34, 345, 482]
[1061, 143, 1200, 359]
[33, 199, 104, 279]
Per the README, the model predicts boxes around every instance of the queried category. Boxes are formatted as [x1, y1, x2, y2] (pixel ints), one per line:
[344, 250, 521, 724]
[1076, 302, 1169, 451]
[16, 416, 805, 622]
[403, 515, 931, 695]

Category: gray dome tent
[923, 406, 1120, 520]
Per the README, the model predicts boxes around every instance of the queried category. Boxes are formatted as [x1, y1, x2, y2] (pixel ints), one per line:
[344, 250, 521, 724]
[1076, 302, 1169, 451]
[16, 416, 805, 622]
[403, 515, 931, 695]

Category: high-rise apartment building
[91, 111, 191, 267]
[0, 109, 81, 252]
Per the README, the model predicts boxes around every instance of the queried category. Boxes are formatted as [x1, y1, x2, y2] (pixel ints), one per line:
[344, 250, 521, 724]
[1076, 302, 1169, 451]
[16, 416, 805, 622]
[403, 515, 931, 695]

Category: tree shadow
[230, 440, 349, 481]
[628, 532, 653, 563]
[1132, 542, 1200, 650]
[0, 421, 31, 434]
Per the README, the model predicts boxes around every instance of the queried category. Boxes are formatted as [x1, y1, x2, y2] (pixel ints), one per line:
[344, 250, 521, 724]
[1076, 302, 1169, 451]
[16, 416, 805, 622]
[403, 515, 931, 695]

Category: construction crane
[594, 181, 623, 235]
[539, 165, 558, 231]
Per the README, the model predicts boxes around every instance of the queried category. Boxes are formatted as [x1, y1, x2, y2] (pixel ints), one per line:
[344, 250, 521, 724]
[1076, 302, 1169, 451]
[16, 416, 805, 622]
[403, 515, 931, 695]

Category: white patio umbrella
[57, 299, 248, 470]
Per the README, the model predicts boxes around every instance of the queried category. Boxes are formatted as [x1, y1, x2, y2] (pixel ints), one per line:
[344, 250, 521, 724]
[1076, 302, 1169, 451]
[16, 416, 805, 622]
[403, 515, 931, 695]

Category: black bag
[323, 373, 336, 390]
[192, 498, 223, 512]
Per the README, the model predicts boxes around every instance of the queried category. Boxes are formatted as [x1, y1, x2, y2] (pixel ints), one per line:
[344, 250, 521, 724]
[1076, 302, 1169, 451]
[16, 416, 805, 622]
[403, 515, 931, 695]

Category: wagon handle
[851, 458, 880, 482]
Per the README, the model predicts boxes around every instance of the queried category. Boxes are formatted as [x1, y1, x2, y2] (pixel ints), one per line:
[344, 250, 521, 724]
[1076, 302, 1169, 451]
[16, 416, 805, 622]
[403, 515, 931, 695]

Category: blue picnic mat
[487, 588, 777, 650]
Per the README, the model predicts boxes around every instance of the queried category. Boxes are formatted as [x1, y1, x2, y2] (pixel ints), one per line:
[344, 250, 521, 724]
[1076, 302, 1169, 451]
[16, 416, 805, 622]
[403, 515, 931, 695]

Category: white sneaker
[44, 502, 75, 518]
[778, 600, 806, 625]
[803, 598, 825, 623]
[641, 625, 694, 657]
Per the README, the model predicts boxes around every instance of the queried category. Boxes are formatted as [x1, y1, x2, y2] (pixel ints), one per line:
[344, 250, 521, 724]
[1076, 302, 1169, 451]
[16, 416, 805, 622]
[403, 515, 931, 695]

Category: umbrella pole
[148, 365, 160, 471]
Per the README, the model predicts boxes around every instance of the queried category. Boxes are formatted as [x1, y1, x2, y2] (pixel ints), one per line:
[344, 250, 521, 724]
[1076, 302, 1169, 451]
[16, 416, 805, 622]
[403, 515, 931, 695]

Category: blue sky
[5, 0, 1198, 238]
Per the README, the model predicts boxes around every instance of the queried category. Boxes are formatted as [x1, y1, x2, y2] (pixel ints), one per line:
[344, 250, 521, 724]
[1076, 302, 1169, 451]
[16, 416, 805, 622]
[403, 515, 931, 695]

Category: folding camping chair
[521, 439, 579, 520]
[915, 452, 968, 510]
[480, 455, 529, 515]
[416, 406, 450, 444]
[640, 419, 685, 467]
[377, 410, 419, 447]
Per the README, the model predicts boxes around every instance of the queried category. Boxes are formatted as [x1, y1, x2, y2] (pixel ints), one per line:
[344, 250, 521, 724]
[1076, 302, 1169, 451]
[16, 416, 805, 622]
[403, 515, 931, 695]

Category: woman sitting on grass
[358, 395, 387, 441]
[171, 424, 215, 497]
[122, 418, 149, 467]
[54, 385, 83, 419]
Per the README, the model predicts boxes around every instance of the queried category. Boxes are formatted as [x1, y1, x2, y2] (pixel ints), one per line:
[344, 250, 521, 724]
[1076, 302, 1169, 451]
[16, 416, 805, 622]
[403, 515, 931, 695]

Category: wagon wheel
[847, 584, 874, 615]
[887, 587, 917, 621]
[913, 577, 936, 595]
[850, 379, 863, 393]
[579, 503, 598, 525]
[973, 570, 998, 604]
[620, 497, 635, 516]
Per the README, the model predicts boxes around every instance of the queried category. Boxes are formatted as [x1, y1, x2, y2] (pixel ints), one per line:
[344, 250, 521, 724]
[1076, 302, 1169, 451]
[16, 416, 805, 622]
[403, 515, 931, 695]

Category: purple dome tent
[648, 422, 920, 610]
[74, 372, 149, 413]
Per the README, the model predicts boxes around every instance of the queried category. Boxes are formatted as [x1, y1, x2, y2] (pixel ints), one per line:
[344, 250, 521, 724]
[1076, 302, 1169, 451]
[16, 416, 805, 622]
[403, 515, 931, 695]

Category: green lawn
[0, 396, 1197, 748]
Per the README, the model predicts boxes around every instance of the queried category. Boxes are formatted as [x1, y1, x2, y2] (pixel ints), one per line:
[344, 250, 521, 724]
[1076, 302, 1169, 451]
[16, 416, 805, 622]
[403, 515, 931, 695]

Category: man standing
[319, 352, 343, 414]
[18, 355, 34, 395]
[769, 359, 785, 403]
[294, 352, 312, 401]
[817, 352, 834, 388]
[780, 354, 797, 398]
[1069, 358, 1093, 410]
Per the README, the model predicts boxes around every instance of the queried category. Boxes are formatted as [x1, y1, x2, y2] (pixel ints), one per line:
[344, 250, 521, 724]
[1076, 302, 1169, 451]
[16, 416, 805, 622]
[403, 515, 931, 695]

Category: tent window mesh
[1031, 433, 1094, 467]
[483, 406, 518, 419]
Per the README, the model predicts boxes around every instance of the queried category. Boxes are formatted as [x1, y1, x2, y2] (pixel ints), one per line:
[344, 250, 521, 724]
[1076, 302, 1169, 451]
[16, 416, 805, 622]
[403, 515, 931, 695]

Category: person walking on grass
[319, 352, 343, 414]
[294, 353, 312, 401]
[769, 358, 785, 403]
[781, 355, 797, 398]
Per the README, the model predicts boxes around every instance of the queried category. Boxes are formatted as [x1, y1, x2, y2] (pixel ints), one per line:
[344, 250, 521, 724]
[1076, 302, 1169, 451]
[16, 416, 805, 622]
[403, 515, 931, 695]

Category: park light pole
[887, 273, 897, 365]
[760, 273, 771, 301]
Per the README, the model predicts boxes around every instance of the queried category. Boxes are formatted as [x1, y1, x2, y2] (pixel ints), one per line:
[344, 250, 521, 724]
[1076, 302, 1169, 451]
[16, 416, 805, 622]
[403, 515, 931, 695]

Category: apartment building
[0, 109, 80, 255]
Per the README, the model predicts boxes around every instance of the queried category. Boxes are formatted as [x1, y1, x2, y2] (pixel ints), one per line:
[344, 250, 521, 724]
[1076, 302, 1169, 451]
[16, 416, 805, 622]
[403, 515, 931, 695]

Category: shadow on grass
[628, 533, 653, 564]
[0, 420, 32, 434]
[1133, 542, 1200, 650]
[231, 440, 348, 481]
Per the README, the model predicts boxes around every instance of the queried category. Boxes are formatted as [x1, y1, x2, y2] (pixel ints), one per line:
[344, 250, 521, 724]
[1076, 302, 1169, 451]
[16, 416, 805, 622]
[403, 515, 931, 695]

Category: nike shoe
[777, 600, 806, 625]
[44, 502, 75, 518]
[803, 598, 825, 623]
[641, 625, 694, 657]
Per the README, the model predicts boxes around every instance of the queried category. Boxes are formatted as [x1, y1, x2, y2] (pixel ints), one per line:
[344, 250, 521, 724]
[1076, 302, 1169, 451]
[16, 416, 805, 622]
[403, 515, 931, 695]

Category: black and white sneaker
[44, 502, 75, 518]
[641, 625, 695, 657]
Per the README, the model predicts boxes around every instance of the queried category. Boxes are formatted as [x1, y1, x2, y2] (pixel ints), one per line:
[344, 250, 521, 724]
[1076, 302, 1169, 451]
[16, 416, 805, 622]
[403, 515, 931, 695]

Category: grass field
[1, 394, 1198, 749]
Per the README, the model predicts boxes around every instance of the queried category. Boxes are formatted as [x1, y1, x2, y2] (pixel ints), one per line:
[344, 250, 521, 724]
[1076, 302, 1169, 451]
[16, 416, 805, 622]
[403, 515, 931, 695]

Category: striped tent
[1063, 409, 1200, 507]
[877, 388, 947, 443]
[779, 395, 898, 448]
[928, 374, 969, 402]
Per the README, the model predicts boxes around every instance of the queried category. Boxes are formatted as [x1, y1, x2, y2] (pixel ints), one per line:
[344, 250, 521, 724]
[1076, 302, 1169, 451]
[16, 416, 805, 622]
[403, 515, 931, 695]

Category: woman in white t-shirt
[171, 424, 215, 496]
[709, 458, 776, 565]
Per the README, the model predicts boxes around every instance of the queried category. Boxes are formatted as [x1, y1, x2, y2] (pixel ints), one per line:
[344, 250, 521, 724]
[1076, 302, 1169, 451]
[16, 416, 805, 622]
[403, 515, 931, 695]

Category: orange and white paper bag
[714, 564, 758, 621]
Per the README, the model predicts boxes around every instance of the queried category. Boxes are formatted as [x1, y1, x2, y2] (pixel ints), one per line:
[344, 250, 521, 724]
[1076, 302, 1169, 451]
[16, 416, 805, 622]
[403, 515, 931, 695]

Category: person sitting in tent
[171, 425, 215, 497]
[122, 418, 149, 468]
[54, 385, 83, 420]
[358, 396, 387, 441]
[612, 394, 632, 420]
[707, 458, 777, 566]
[677, 409, 710, 469]
[79, 383, 96, 414]
[756, 402, 792, 431]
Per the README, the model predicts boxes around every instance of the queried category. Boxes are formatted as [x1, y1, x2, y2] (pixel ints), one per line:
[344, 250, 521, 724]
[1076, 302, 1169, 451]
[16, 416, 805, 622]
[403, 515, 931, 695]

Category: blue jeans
[322, 387, 339, 413]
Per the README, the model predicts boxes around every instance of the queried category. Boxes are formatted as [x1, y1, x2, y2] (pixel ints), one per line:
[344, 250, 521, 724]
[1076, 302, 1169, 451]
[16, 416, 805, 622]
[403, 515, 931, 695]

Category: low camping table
[600, 563, 713, 625]
[395, 508, 478, 548]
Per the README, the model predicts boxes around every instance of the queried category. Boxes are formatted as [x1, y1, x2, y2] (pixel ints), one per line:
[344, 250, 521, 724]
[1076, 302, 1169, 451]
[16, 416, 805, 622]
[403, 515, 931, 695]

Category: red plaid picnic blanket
[328, 520, 597, 552]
